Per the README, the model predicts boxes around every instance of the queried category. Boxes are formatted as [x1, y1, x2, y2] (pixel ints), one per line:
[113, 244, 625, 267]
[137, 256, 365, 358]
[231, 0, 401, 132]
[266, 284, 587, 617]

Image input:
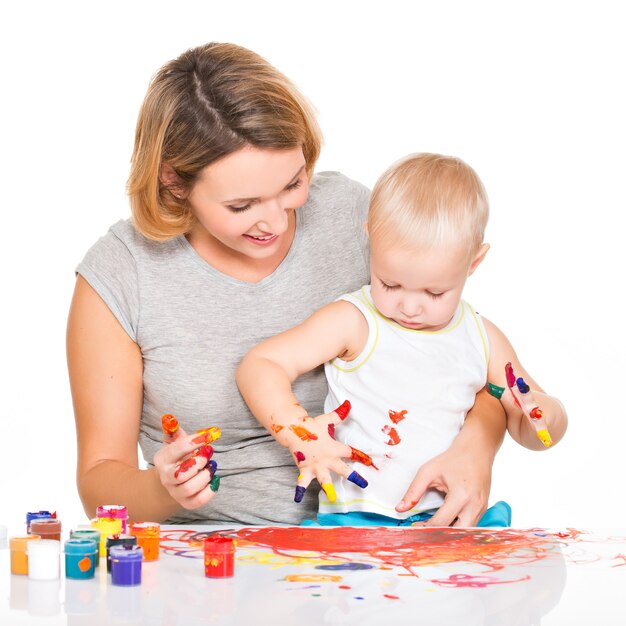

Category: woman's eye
[227, 204, 251, 213]
[285, 179, 303, 192]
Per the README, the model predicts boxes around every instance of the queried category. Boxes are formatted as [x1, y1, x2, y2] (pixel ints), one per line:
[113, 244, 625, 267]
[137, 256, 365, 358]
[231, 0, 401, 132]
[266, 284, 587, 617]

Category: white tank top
[321, 285, 489, 518]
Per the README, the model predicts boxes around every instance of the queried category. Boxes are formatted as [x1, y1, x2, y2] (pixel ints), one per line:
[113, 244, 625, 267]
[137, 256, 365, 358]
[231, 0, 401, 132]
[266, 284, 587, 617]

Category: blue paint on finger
[294, 485, 306, 503]
[347, 471, 368, 489]
[206, 460, 217, 475]
[516, 377, 530, 394]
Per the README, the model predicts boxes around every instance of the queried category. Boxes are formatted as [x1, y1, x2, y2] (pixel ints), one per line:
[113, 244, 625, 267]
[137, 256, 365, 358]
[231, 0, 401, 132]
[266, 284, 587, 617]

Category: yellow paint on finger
[322, 483, 337, 502]
[536, 429, 553, 447]
[195, 426, 221, 443]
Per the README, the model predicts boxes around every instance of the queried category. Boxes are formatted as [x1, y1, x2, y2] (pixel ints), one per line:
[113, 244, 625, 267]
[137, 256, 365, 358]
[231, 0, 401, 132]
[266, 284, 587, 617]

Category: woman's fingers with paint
[167, 463, 220, 509]
[161, 413, 187, 443]
[504, 363, 553, 448]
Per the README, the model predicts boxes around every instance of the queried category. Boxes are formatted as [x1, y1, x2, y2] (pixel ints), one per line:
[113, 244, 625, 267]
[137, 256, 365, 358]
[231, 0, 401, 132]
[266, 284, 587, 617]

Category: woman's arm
[67, 276, 216, 522]
[395, 388, 505, 526]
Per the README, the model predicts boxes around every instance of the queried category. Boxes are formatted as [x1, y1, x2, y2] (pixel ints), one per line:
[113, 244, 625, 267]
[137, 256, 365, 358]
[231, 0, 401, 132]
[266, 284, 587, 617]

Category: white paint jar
[27, 539, 60, 580]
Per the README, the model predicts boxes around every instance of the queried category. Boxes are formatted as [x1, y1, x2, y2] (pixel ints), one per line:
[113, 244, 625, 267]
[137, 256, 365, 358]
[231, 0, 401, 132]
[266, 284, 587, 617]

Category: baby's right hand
[153, 415, 221, 510]
[277, 400, 373, 504]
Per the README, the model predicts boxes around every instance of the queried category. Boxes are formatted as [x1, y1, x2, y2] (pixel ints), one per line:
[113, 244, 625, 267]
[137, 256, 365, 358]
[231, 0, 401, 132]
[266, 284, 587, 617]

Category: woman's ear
[159, 163, 186, 199]
[364, 222, 369, 239]
[468, 243, 490, 276]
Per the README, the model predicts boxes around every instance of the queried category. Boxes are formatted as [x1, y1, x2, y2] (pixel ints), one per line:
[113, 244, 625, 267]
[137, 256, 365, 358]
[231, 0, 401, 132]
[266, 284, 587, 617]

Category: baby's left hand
[498, 363, 553, 448]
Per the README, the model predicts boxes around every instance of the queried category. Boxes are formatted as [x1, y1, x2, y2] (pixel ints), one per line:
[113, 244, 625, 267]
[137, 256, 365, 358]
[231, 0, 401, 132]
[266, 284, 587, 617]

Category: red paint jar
[203, 537, 235, 578]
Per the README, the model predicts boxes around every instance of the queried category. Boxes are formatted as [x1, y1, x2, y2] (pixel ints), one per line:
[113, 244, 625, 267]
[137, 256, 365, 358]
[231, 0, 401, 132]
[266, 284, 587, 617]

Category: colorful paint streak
[388, 409, 407, 424]
[334, 400, 351, 420]
[350, 447, 379, 470]
[290, 425, 318, 441]
[161, 414, 179, 436]
[195, 426, 221, 443]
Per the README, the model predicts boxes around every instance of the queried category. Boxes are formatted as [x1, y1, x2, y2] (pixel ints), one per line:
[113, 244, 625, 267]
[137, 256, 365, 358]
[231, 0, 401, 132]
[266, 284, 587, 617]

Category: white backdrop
[1, 0, 624, 535]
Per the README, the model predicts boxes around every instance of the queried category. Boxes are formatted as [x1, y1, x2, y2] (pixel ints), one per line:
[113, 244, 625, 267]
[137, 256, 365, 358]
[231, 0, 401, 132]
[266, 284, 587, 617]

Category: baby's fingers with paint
[289, 400, 371, 504]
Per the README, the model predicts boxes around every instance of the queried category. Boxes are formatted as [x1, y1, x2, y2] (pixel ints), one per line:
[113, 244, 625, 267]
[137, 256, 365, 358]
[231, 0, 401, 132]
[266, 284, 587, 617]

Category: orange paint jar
[10, 535, 41, 575]
[129, 522, 160, 561]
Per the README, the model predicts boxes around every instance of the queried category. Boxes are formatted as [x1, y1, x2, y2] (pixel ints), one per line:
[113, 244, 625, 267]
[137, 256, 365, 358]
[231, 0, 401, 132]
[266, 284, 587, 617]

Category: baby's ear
[468, 243, 490, 276]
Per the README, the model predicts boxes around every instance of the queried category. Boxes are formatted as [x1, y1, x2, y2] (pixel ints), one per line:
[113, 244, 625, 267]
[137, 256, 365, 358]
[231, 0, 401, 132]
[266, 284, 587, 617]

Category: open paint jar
[10, 535, 41, 575]
[96, 505, 128, 533]
[69, 529, 101, 567]
[65, 538, 98, 579]
[27, 539, 60, 580]
[106, 534, 138, 572]
[29, 519, 62, 542]
[129, 522, 160, 561]
[203, 537, 235, 578]
[110, 545, 143, 586]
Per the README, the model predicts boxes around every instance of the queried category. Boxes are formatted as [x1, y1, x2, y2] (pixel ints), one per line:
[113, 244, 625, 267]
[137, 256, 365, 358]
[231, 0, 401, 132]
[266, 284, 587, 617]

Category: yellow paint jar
[90, 517, 123, 557]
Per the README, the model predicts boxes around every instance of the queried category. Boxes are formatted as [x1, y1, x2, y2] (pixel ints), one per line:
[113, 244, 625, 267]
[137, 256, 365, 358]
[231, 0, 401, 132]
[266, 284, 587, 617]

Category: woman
[67, 42, 505, 526]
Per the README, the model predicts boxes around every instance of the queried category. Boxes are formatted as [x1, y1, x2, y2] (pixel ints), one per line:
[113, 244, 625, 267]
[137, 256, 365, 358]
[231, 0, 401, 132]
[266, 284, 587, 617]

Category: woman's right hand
[278, 400, 372, 503]
[153, 415, 221, 510]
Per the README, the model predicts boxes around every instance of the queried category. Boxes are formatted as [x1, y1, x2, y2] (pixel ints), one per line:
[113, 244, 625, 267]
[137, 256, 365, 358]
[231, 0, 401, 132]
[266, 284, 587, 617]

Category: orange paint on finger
[290, 425, 318, 441]
[271, 424, 284, 434]
[350, 447, 379, 470]
[161, 414, 179, 436]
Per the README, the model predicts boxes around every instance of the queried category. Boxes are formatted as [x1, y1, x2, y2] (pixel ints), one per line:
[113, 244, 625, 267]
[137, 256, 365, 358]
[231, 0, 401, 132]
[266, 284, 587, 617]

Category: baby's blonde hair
[368, 153, 489, 260]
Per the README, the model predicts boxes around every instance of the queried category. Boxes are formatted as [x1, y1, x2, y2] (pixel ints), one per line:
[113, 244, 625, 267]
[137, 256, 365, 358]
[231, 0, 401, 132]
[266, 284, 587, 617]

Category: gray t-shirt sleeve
[76, 223, 139, 341]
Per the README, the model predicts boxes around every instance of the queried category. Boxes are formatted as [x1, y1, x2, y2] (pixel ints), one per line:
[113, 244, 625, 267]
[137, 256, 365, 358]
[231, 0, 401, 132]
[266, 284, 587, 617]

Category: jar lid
[10, 535, 42, 549]
[26, 511, 56, 525]
[96, 505, 127, 518]
[129, 522, 160, 534]
[203, 537, 235, 554]
[106, 534, 137, 548]
[30, 519, 62, 532]
[109, 545, 143, 561]
[27, 539, 60, 555]
[64, 538, 98, 555]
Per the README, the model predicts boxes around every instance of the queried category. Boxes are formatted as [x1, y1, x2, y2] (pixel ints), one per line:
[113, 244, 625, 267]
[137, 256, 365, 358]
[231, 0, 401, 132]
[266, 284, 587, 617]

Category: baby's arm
[236, 300, 370, 496]
[483, 317, 568, 450]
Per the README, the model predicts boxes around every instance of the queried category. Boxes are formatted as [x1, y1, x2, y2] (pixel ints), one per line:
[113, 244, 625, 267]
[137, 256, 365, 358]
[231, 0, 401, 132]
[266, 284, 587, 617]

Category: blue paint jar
[110, 545, 143, 586]
[69, 529, 101, 567]
[64, 539, 97, 579]
[105, 534, 137, 572]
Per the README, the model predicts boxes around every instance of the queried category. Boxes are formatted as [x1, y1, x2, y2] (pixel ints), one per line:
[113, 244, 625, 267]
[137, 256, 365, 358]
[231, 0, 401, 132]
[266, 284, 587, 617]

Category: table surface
[1, 526, 625, 625]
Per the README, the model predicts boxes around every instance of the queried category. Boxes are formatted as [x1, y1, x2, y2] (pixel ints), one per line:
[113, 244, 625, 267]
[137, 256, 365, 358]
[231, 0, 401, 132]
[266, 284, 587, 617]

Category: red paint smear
[334, 400, 351, 421]
[382, 425, 401, 446]
[388, 409, 407, 424]
[161, 414, 179, 436]
[430, 573, 531, 588]
[294, 451, 306, 463]
[290, 425, 318, 441]
[231, 527, 556, 576]
[328, 424, 336, 438]
[384, 594, 400, 599]
[505, 362, 516, 387]
[529, 407, 543, 419]
[338, 585, 351, 589]
[174, 457, 197, 479]
[350, 447, 379, 470]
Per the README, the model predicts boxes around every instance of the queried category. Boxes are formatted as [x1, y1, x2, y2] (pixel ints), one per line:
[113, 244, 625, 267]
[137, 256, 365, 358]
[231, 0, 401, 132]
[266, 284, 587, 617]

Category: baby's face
[369, 241, 471, 331]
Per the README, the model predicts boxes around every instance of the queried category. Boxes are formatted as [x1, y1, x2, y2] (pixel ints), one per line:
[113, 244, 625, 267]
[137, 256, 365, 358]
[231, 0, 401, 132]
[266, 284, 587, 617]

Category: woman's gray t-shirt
[76, 171, 370, 525]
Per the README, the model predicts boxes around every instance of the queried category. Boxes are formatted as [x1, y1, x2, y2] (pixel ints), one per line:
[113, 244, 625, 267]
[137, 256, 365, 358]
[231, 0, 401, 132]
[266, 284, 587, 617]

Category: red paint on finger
[505, 363, 516, 388]
[174, 457, 197, 479]
[290, 425, 318, 441]
[389, 409, 407, 424]
[162, 414, 179, 436]
[529, 407, 543, 419]
[328, 424, 336, 438]
[382, 425, 401, 445]
[350, 447, 379, 470]
[294, 451, 306, 463]
[334, 400, 351, 421]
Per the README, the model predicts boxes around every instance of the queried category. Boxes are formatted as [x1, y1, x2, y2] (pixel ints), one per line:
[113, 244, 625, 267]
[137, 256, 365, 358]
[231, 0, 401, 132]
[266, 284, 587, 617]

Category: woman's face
[186, 145, 309, 264]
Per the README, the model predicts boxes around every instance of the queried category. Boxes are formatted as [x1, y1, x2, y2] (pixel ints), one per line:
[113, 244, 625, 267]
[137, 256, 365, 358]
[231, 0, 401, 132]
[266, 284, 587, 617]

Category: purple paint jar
[110, 545, 143, 586]
[105, 534, 137, 573]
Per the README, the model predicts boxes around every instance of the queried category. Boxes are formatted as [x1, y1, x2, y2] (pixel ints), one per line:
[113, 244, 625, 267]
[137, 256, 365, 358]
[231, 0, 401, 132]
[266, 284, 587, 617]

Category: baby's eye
[380, 280, 400, 291]
[427, 291, 444, 299]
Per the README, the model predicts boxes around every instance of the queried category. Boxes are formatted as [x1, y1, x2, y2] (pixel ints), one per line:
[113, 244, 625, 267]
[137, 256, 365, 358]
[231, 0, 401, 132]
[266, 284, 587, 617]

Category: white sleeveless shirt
[321, 285, 489, 518]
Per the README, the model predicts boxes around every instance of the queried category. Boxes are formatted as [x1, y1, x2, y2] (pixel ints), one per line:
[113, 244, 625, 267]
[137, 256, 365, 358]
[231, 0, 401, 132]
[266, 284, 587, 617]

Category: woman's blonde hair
[127, 43, 322, 240]
[368, 153, 489, 260]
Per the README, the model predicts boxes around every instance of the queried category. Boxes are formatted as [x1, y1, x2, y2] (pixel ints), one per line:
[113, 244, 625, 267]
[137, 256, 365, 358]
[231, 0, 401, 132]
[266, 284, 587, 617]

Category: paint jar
[27, 539, 60, 580]
[10, 535, 41, 575]
[129, 522, 160, 561]
[30, 518, 62, 542]
[26, 511, 55, 532]
[96, 504, 128, 532]
[69, 529, 101, 566]
[106, 534, 138, 572]
[91, 516, 122, 557]
[203, 537, 235, 578]
[110, 545, 143, 586]
[0, 524, 7, 549]
[65, 539, 98, 579]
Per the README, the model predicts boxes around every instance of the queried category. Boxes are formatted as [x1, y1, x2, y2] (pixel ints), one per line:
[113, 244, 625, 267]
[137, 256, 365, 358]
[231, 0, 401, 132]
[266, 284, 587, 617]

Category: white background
[1, 0, 624, 535]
